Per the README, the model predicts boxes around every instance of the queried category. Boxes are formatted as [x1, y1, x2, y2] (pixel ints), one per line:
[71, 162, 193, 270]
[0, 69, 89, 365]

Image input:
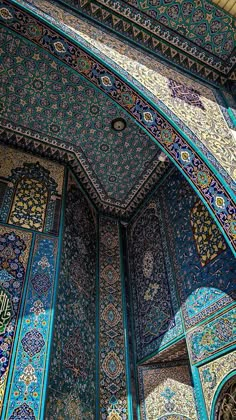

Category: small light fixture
[111, 118, 127, 131]
[158, 152, 168, 162]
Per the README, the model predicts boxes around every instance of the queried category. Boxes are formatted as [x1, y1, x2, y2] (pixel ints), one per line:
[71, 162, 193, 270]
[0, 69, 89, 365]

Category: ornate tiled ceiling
[0, 25, 170, 217]
[35, 0, 236, 85]
[123, 0, 234, 60]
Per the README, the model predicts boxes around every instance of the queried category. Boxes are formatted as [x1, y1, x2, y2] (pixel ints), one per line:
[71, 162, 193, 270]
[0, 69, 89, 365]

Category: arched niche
[0, 160, 61, 234]
[0, 1, 235, 254]
[212, 373, 236, 420]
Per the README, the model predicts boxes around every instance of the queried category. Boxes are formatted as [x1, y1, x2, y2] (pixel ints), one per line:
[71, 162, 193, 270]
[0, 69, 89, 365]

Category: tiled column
[98, 217, 131, 419]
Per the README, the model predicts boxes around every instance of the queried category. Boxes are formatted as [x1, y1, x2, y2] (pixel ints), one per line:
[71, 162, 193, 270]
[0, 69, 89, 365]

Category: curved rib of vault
[0, 0, 235, 254]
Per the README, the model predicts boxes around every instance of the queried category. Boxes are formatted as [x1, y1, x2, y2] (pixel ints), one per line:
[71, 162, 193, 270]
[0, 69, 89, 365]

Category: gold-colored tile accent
[211, 0, 236, 17]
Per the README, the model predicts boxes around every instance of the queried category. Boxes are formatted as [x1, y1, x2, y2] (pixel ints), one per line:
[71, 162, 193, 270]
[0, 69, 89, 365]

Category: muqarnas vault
[0, 143, 235, 419]
[0, 0, 236, 417]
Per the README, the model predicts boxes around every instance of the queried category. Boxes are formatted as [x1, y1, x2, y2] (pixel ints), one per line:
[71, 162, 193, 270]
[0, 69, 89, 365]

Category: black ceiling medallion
[111, 118, 127, 131]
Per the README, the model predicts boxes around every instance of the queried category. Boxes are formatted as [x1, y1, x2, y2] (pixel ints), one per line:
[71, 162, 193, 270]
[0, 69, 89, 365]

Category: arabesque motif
[5, 235, 58, 419]
[129, 199, 183, 359]
[0, 145, 64, 234]
[0, 226, 32, 415]
[160, 170, 236, 329]
[138, 363, 197, 419]
[99, 217, 128, 418]
[9, 178, 48, 231]
[0, 1, 235, 249]
[46, 174, 96, 419]
[191, 200, 227, 266]
[187, 307, 236, 364]
[199, 350, 236, 417]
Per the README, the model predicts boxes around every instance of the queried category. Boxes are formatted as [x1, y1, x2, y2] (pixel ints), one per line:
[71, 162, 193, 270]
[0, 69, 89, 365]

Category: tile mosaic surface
[14, 0, 236, 183]
[142, 339, 188, 365]
[160, 170, 236, 329]
[0, 225, 32, 415]
[99, 217, 128, 419]
[5, 235, 58, 419]
[128, 169, 236, 365]
[0, 145, 64, 195]
[190, 200, 227, 267]
[46, 174, 96, 419]
[36, 0, 235, 83]
[128, 199, 183, 360]
[199, 350, 236, 417]
[0, 0, 235, 249]
[123, 0, 235, 60]
[0, 24, 166, 209]
[187, 306, 236, 364]
[9, 178, 48, 231]
[138, 362, 197, 419]
[0, 145, 64, 235]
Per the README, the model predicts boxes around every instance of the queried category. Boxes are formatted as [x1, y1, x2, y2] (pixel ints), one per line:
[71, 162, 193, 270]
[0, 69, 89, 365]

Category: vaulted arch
[0, 0, 235, 254]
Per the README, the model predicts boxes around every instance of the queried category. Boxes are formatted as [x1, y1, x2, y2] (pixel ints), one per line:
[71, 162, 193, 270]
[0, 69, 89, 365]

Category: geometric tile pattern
[99, 217, 128, 418]
[123, 0, 235, 60]
[48, 0, 235, 83]
[0, 127, 169, 219]
[0, 226, 32, 416]
[4, 236, 58, 419]
[1, 1, 235, 251]
[13, 0, 236, 187]
[0, 24, 165, 210]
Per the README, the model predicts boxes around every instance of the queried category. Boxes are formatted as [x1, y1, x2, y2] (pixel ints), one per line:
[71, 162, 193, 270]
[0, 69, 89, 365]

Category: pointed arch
[211, 371, 236, 420]
[0, 0, 235, 254]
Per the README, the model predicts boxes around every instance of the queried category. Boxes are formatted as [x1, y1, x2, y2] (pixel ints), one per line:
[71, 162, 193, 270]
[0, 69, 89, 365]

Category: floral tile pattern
[128, 169, 236, 364]
[160, 170, 236, 329]
[0, 1, 235, 251]
[12, 0, 236, 184]
[40, 0, 235, 82]
[99, 217, 128, 418]
[5, 235, 58, 419]
[0, 24, 164, 206]
[187, 306, 236, 364]
[138, 362, 197, 419]
[190, 200, 227, 267]
[0, 226, 32, 415]
[124, 0, 235, 60]
[46, 173, 96, 419]
[0, 145, 64, 235]
[128, 199, 183, 360]
[199, 350, 236, 417]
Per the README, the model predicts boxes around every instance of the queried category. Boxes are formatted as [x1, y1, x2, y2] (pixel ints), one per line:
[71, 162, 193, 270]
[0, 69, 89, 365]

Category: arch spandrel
[0, 0, 235, 254]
